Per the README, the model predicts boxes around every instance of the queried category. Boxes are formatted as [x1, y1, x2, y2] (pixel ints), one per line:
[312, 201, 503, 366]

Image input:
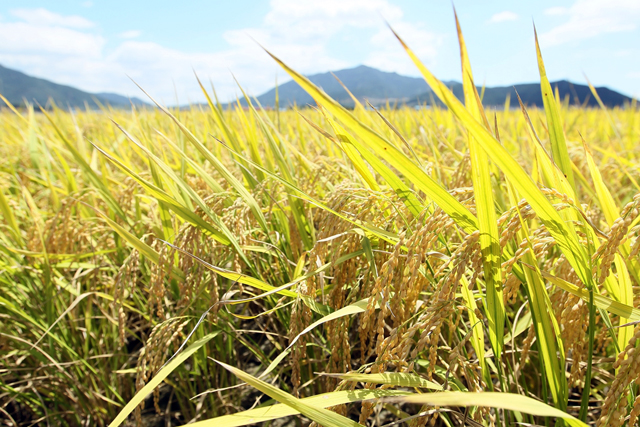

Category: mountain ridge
[236, 64, 634, 109]
[0, 63, 633, 110]
[0, 64, 147, 109]
[407, 79, 633, 108]
[245, 65, 435, 107]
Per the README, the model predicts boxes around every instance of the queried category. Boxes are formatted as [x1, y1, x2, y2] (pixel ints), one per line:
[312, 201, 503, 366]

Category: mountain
[238, 65, 434, 108]
[0, 64, 147, 109]
[95, 92, 148, 107]
[1, 62, 632, 110]
[235, 64, 633, 109]
[408, 80, 633, 108]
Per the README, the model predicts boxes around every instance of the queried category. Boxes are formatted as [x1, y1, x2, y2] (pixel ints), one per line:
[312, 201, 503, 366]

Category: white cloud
[364, 21, 442, 75]
[225, 0, 407, 71]
[544, 7, 569, 16]
[0, 22, 104, 57]
[0, 2, 443, 103]
[261, 0, 403, 41]
[11, 8, 94, 29]
[226, 0, 441, 79]
[488, 11, 519, 23]
[540, 0, 640, 46]
[118, 30, 142, 39]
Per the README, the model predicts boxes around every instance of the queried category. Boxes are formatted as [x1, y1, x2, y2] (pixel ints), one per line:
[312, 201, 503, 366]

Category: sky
[0, 0, 639, 104]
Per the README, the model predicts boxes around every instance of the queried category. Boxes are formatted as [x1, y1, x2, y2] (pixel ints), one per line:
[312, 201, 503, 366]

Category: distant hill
[1, 62, 632, 111]
[0, 64, 147, 109]
[234, 64, 633, 109]
[95, 92, 148, 107]
[237, 65, 435, 108]
[408, 80, 633, 108]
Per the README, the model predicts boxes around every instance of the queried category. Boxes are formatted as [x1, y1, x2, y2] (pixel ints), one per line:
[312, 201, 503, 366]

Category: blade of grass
[323, 112, 424, 217]
[108, 332, 219, 427]
[39, 107, 128, 222]
[391, 392, 587, 427]
[262, 47, 479, 233]
[190, 389, 412, 427]
[90, 141, 232, 245]
[132, 81, 272, 237]
[391, 26, 592, 291]
[214, 360, 363, 427]
[301, 111, 379, 191]
[523, 263, 640, 322]
[455, 9, 505, 362]
[534, 26, 577, 194]
[582, 138, 635, 350]
[324, 372, 442, 390]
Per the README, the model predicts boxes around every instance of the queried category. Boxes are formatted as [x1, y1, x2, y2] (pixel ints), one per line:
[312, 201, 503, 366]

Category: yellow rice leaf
[0, 185, 23, 245]
[455, 9, 504, 360]
[584, 75, 621, 139]
[189, 389, 411, 427]
[93, 208, 184, 282]
[40, 108, 127, 221]
[287, 298, 369, 349]
[91, 142, 231, 245]
[391, 27, 592, 290]
[133, 82, 271, 237]
[327, 372, 442, 390]
[534, 27, 577, 194]
[214, 360, 363, 427]
[108, 332, 219, 427]
[323, 112, 424, 217]
[582, 139, 635, 347]
[396, 392, 587, 427]
[459, 275, 487, 382]
[525, 264, 640, 322]
[219, 141, 401, 245]
[306, 112, 379, 191]
[263, 48, 479, 233]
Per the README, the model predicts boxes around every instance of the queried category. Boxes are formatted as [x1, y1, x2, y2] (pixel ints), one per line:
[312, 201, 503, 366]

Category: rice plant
[1, 16, 640, 427]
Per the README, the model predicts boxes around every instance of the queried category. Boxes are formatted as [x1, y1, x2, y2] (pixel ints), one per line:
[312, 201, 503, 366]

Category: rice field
[1, 26, 640, 427]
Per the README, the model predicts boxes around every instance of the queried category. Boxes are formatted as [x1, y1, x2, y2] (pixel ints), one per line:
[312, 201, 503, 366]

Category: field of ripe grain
[1, 31, 640, 427]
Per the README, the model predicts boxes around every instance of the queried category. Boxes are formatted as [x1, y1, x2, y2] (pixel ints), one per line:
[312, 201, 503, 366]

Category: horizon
[0, 1, 639, 103]
[4, 61, 635, 110]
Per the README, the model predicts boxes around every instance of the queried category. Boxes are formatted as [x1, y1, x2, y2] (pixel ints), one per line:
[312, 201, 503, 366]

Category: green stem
[579, 286, 596, 422]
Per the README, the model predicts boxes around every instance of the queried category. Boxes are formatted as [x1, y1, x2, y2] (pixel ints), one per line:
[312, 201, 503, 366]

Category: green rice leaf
[214, 360, 363, 427]
[527, 264, 640, 322]
[327, 372, 442, 390]
[392, 26, 592, 291]
[264, 47, 479, 233]
[108, 332, 219, 427]
[455, 9, 504, 360]
[190, 389, 412, 427]
[534, 27, 576, 193]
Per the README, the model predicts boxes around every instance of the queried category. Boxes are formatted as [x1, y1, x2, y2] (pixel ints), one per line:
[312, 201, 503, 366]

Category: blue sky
[0, 0, 638, 104]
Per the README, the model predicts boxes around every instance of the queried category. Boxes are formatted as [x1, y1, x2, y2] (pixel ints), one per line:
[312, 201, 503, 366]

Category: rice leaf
[534, 27, 577, 193]
[394, 392, 587, 427]
[455, 10, 504, 360]
[527, 264, 640, 322]
[392, 27, 592, 291]
[263, 47, 479, 234]
[133, 82, 272, 237]
[189, 389, 412, 427]
[108, 332, 219, 427]
[214, 360, 363, 427]
[323, 111, 424, 217]
[326, 372, 442, 390]
[93, 207, 184, 282]
[287, 298, 369, 349]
